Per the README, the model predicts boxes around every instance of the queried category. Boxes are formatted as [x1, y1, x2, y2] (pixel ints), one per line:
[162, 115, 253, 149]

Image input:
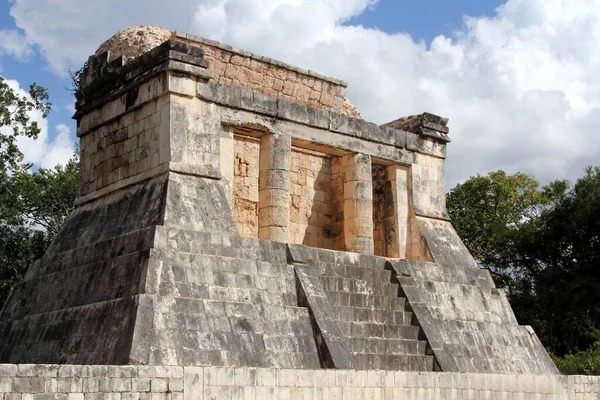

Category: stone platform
[0, 364, 599, 399]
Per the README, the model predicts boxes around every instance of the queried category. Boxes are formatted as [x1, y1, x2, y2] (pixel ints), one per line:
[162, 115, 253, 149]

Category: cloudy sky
[0, 0, 598, 188]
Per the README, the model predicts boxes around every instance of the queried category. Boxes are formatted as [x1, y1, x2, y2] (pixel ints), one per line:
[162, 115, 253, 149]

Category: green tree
[0, 153, 80, 306]
[447, 168, 600, 371]
[446, 170, 568, 288]
[521, 167, 600, 356]
[0, 77, 79, 307]
[0, 77, 51, 172]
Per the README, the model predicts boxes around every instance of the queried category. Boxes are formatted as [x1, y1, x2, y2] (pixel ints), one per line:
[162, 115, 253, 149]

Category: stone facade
[0, 26, 559, 377]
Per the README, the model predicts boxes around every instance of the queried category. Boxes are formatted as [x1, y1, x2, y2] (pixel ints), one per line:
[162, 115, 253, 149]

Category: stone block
[0, 365, 17, 377]
[0, 377, 11, 392]
[306, 107, 329, 129]
[277, 99, 309, 125]
[286, 243, 317, 264]
[256, 369, 277, 387]
[183, 367, 203, 400]
[252, 92, 278, 117]
[216, 86, 241, 109]
[168, 379, 184, 392]
[17, 365, 59, 378]
[233, 368, 258, 387]
[329, 112, 349, 134]
[11, 377, 45, 393]
[278, 369, 295, 387]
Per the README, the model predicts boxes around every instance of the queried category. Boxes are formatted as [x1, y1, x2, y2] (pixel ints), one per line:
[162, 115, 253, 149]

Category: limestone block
[252, 92, 278, 117]
[277, 99, 310, 125]
[167, 73, 196, 97]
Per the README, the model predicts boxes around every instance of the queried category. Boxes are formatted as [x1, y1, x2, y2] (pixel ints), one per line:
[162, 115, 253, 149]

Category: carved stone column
[343, 153, 374, 254]
[258, 133, 291, 242]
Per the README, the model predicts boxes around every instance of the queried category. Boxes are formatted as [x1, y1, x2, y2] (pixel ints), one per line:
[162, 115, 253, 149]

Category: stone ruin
[0, 26, 558, 374]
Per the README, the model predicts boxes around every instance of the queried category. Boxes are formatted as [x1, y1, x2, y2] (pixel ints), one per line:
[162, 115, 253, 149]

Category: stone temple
[0, 26, 558, 374]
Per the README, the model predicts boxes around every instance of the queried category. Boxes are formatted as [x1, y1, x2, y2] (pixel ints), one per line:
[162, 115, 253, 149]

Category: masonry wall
[177, 32, 347, 112]
[232, 134, 260, 238]
[289, 147, 335, 249]
[79, 96, 163, 195]
[1, 365, 599, 399]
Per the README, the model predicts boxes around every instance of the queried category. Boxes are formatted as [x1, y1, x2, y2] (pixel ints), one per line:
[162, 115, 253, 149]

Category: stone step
[337, 321, 420, 340]
[320, 264, 393, 283]
[324, 290, 406, 310]
[332, 306, 413, 325]
[347, 337, 427, 355]
[353, 353, 434, 371]
[321, 276, 399, 297]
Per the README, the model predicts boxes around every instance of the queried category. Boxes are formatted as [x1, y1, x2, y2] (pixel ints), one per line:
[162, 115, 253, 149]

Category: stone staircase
[316, 253, 435, 371]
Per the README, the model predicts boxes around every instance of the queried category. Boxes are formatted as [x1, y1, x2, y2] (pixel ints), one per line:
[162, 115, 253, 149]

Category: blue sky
[346, 0, 505, 42]
[0, 0, 505, 141]
[0, 0, 598, 187]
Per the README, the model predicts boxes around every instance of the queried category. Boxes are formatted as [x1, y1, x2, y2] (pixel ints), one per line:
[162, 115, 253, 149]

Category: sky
[0, 0, 598, 189]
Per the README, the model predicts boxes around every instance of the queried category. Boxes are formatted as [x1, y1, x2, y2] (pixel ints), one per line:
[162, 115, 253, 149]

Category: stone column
[258, 133, 291, 242]
[343, 153, 374, 254]
[387, 165, 410, 259]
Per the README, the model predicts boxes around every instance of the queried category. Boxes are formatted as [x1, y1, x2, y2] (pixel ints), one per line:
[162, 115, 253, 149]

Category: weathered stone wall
[176, 32, 347, 113]
[79, 89, 164, 195]
[289, 147, 335, 249]
[232, 134, 260, 238]
[0, 365, 599, 399]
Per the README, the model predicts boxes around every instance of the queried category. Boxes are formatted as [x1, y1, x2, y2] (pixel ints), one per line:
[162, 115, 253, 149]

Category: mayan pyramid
[0, 26, 557, 374]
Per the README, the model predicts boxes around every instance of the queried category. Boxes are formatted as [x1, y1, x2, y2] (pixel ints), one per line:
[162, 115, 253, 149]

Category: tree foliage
[446, 170, 568, 287]
[0, 78, 78, 307]
[0, 77, 51, 172]
[0, 156, 79, 306]
[447, 168, 600, 373]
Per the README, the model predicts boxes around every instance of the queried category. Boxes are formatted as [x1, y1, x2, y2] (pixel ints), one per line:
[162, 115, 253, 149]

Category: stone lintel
[200, 81, 449, 159]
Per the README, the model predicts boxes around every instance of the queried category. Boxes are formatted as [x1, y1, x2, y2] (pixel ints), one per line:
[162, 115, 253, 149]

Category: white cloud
[0, 29, 33, 60]
[5, 0, 600, 187]
[1, 79, 76, 169]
